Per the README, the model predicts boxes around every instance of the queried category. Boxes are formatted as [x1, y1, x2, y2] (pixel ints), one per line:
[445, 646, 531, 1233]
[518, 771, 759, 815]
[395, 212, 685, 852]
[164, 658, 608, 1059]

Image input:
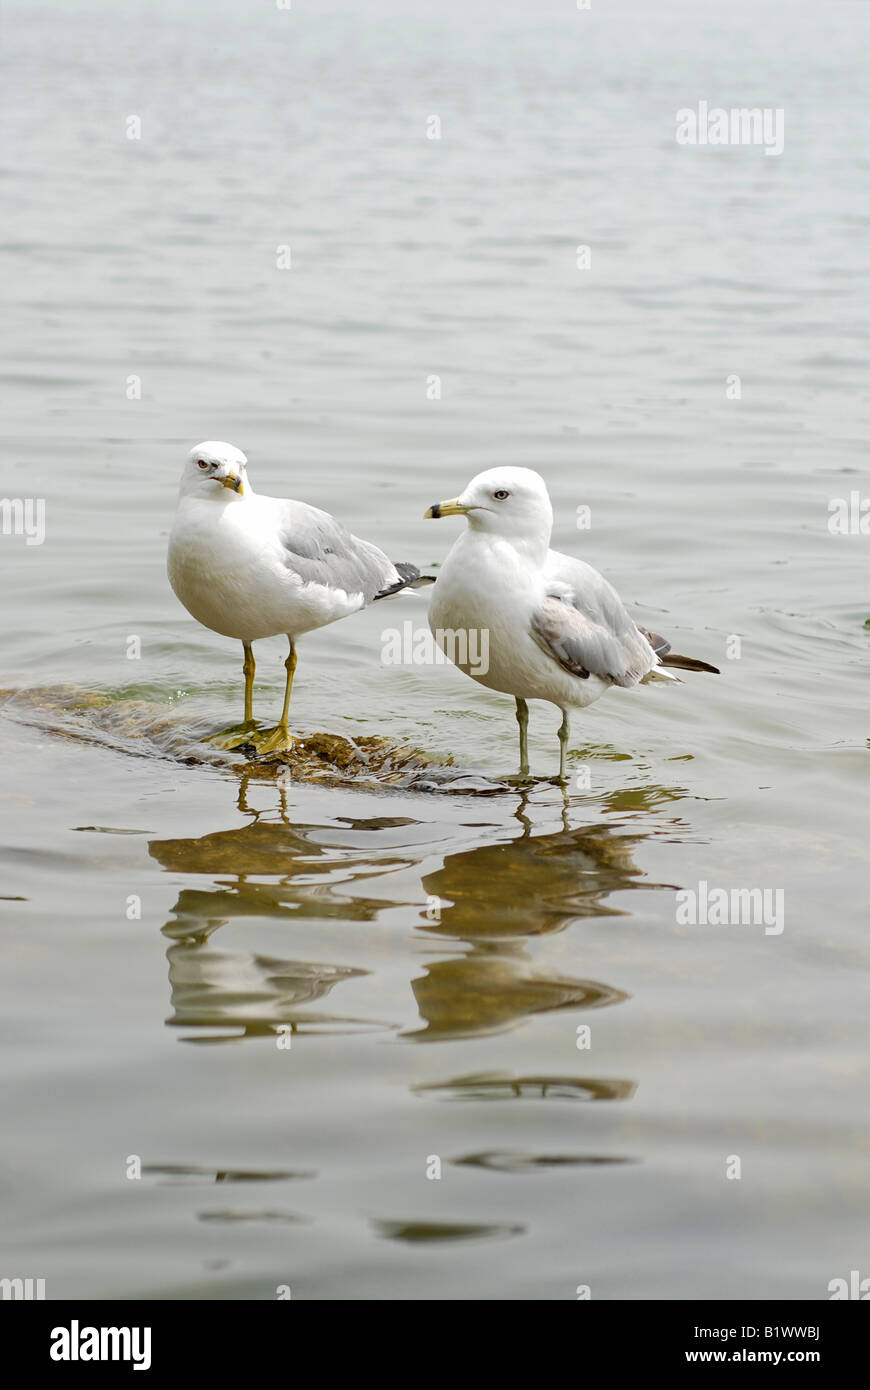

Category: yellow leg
[516, 697, 530, 777]
[556, 709, 570, 783]
[243, 641, 255, 723]
[279, 641, 296, 729]
[248, 639, 297, 756]
[204, 641, 260, 749]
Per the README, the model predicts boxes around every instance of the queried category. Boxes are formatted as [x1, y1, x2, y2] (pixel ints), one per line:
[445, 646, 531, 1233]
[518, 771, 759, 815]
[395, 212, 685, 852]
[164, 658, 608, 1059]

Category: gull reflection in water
[403, 790, 665, 1042]
[148, 777, 679, 1054]
[149, 780, 410, 1042]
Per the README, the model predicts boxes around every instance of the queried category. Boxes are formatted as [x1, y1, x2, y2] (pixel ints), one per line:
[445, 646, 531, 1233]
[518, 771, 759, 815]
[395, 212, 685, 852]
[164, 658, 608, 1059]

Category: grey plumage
[531, 553, 720, 685]
[532, 552, 663, 686]
[276, 500, 417, 600]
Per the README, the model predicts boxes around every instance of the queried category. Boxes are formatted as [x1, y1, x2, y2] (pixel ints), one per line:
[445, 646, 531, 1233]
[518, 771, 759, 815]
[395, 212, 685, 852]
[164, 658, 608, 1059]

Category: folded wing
[533, 551, 718, 686]
[275, 500, 420, 601]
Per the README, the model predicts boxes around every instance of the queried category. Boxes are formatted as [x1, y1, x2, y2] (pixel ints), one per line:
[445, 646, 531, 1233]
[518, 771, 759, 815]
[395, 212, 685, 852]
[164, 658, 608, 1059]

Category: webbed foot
[246, 723, 296, 758]
[204, 721, 261, 751]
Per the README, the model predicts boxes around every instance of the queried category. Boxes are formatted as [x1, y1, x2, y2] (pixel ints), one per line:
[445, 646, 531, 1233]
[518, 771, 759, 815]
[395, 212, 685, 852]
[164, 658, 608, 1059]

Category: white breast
[428, 532, 611, 710]
[168, 496, 364, 642]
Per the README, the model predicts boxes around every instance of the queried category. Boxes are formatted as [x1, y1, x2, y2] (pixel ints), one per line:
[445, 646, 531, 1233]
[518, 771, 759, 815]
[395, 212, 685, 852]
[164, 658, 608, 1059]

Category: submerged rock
[0, 683, 505, 793]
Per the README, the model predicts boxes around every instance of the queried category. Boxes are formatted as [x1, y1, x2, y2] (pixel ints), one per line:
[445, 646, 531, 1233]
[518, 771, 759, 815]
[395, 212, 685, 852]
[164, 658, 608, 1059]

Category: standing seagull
[168, 441, 426, 754]
[425, 467, 719, 781]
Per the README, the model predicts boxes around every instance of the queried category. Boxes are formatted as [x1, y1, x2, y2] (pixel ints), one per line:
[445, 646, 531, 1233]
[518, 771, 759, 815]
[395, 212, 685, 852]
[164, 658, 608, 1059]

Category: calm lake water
[2, 0, 868, 1300]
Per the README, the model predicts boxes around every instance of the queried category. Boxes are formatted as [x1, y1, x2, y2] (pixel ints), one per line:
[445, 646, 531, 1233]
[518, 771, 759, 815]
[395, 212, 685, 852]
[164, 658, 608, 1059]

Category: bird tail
[637, 626, 720, 676]
[642, 665, 682, 684]
[661, 652, 721, 675]
[373, 563, 436, 600]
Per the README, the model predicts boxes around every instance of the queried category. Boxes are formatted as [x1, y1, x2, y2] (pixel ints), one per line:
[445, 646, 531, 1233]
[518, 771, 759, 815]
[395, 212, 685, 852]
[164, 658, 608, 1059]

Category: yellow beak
[219, 473, 244, 495]
[424, 496, 469, 519]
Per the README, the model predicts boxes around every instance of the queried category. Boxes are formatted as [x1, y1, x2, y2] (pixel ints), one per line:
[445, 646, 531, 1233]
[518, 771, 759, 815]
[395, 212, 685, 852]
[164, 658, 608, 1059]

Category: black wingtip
[662, 654, 721, 675]
[372, 563, 436, 600]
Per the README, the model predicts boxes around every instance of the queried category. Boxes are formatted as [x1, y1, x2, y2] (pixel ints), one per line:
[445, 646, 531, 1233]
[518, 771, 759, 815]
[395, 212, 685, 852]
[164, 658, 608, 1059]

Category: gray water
[1, 0, 868, 1300]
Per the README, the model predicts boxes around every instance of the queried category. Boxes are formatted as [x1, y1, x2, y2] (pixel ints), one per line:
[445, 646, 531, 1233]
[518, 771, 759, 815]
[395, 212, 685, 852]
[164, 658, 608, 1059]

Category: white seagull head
[182, 441, 249, 498]
[425, 466, 553, 543]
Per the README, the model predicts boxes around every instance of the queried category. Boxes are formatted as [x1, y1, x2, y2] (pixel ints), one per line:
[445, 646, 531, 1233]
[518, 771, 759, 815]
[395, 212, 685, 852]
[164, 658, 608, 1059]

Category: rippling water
[1, 0, 868, 1300]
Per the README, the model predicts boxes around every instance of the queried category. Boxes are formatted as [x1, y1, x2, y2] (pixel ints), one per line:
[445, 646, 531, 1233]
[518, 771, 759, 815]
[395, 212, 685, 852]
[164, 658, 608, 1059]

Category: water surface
[1, 0, 868, 1300]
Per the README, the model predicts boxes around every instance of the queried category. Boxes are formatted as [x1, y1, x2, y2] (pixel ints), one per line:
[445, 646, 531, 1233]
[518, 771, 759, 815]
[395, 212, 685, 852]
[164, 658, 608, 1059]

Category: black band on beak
[428, 503, 442, 518]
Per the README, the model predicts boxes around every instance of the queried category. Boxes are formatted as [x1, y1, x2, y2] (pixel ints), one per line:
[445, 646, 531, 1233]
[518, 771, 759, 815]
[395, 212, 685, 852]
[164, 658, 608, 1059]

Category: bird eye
[197, 459, 209, 470]
[493, 488, 510, 500]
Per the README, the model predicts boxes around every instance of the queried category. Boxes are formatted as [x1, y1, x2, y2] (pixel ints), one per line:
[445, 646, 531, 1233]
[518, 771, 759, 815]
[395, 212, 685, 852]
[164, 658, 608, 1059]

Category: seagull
[425, 466, 719, 781]
[168, 441, 427, 754]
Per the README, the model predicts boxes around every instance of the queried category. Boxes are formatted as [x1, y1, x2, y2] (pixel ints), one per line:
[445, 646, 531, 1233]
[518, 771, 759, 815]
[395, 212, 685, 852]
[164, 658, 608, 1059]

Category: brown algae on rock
[0, 684, 512, 793]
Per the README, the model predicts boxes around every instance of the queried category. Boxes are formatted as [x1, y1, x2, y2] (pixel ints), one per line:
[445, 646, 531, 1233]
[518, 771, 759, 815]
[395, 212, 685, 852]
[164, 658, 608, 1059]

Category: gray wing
[273, 499, 400, 600]
[532, 551, 658, 687]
